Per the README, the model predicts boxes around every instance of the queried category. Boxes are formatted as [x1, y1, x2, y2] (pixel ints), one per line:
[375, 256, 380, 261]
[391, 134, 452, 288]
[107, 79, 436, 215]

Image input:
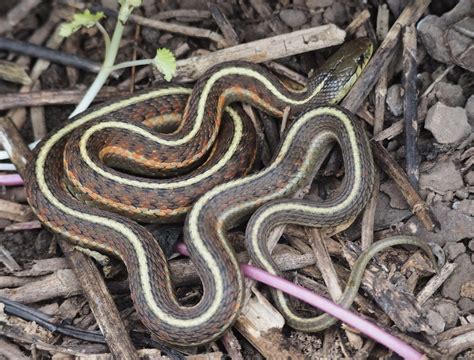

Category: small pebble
[458, 298, 474, 313]
[419, 159, 464, 194]
[424, 309, 445, 334]
[442, 254, 474, 301]
[306, 0, 334, 9]
[443, 190, 454, 202]
[469, 239, 474, 251]
[310, 13, 323, 27]
[464, 171, 474, 186]
[323, 3, 347, 25]
[279, 9, 307, 28]
[433, 82, 466, 107]
[444, 242, 466, 261]
[418, 15, 451, 64]
[425, 102, 471, 144]
[386, 139, 399, 152]
[455, 189, 469, 199]
[386, 84, 404, 116]
[433, 300, 460, 329]
[453, 200, 474, 216]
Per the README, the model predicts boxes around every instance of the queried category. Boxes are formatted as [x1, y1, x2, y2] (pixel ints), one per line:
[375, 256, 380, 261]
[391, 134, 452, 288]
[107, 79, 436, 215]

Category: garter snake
[25, 38, 373, 346]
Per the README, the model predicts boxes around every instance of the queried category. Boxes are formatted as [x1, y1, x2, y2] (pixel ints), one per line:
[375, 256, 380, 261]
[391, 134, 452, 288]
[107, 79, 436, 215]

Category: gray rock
[446, 17, 474, 72]
[310, 13, 323, 27]
[425, 103, 471, 144]
[455, 189, 469, 199]
[469, 239, 474, 251]
[424, 309, 445, 334]
[465, 171, 474, 186]
[374, 192, 412, 229]
[380, 180, 409, 209]
[453, 200, 474, 216]
[442, 254, 474, 301]
[433, 82, 466, 107]
[386, 84, 404, 116]
[458, 298, 474, 313]
[279, 9, 307, 28]
[441, 0, 472, 24]
[466, 95, 474, 127]
[417, 15, 451, 64]
[323, 3, 347, 25]
[444, 242, 466, 261]
[402, 204, 474, 246]
[419, 159, 464, 194]
[306, 0, 333, 9]
[433, 300, 460, 329]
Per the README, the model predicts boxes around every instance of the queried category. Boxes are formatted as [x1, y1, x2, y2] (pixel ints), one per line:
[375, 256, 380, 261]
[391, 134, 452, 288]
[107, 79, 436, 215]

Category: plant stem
[110, 58, 153, 71]
[69, 10, 125, 118]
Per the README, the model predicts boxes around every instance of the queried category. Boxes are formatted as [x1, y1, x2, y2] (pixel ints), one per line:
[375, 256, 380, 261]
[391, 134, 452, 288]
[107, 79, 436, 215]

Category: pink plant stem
[175, 242, 423, 360]
[0, 174, 24, 186]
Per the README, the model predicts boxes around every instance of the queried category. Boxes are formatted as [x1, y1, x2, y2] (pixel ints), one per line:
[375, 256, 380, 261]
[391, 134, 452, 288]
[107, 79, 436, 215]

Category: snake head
[308, 37, 374, 104]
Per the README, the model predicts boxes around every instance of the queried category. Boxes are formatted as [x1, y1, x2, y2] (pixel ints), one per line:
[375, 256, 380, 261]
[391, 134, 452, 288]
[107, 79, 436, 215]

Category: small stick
[249, 0, 288, 34]
[402, 24, 419, 188]
[208, 3, 239, 46]
[92, 5, 226, 47]
[0, 88, 128, 111]
[360, 4, 389, 251]
[0, 0, 41, 35]
[0, 117, 139, 359]
[342, 0, 431, 113]
[0, 245, 21, 272]
[416, 262, 457, 305]
[345, 9, 371, 36]
[0, 36, 120, 79]
[360, 171, 380, 250]
[265, 61, 307, 86]
[420, 64, 455, 98]
[30, 81, 47, 140]
[173, 24, 345, 82]
[308, 229, 342, 300]
[308, 228, 364, 349]
[371, 141, 440, 231]
[59, 242, 139, 359]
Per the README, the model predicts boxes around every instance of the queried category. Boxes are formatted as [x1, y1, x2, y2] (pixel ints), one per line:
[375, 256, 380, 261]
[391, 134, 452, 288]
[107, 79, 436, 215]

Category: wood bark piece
[0, 269, 82, 303]
[402, 24, 419, 188]
[0, 337, 29, 360]
[173, 24, 346, 82]
[0, 245, 21, 272]
[0, 199, 33, 222]
[0, 117, 31, 176]
[0, 60, 32, 85]
[0, 117, 139, 359]
[235, 289, 302, 358]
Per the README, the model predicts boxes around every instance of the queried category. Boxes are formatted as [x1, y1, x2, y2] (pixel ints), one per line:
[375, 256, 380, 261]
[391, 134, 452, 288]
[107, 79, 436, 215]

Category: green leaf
[59, 10, 105, 37]
[118, 0, 142, 23]
[153, 48, 177, 82]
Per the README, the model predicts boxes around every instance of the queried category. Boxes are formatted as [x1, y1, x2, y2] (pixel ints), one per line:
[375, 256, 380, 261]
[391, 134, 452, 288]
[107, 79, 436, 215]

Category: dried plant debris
[0, 0, 473, 359]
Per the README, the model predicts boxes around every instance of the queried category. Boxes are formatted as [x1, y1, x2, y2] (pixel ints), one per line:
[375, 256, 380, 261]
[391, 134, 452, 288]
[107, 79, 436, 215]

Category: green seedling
[60, 0, 177, 118]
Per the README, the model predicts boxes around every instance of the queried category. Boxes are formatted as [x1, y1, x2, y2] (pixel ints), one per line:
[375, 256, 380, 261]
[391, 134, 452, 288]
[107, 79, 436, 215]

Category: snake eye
[357, 54, 366, 65]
